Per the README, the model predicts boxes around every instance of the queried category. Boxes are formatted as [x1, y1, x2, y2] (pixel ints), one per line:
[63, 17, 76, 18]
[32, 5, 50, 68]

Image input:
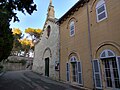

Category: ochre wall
[60, 0, 120, 89]
[60, 1, 93, 89]
[91, 0, 120, 58]
[91, 0, 120, 90]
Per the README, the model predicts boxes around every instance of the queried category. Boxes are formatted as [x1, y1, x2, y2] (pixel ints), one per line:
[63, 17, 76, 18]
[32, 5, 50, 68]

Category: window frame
[70, 56, 77, 63]
[103, 57, 120, 89]
[71, 62, 77, 82]
[69, 21, 75, 37]
[96, 0, 107, 22]
[100, 49, 115, 59]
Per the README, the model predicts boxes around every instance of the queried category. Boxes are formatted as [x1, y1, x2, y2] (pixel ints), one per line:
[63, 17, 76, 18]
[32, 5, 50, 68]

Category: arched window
[100, 49, 115, 59]
[70, 21, 75, 36]
[47, 25, 51, 38]
[96, 0, 107, 22]
[99, 49, 120, 89]
[70, 56, 77, 62]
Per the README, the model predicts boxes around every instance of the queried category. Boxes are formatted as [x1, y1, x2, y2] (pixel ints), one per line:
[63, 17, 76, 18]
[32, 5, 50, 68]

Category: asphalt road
[0, 70, 81, 90]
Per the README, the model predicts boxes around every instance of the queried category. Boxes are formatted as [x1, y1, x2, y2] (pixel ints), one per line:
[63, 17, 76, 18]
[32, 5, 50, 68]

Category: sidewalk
[0, 70, 85, 90]
[33, 71, 86, 90]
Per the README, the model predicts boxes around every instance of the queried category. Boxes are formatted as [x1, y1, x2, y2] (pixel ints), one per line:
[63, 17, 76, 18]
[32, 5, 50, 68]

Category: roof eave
[58, 0, 89, 24]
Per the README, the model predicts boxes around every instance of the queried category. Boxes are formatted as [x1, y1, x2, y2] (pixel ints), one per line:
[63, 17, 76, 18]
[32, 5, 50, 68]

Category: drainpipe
[58, 22, 61, 81]
[86, 0, 96, 90]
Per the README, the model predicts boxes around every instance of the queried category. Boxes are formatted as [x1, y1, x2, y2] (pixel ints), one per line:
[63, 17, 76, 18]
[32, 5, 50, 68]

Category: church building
[32, 0, 59, 80]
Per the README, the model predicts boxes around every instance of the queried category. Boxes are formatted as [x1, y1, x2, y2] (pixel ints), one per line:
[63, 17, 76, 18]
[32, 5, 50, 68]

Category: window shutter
[66, 63, 70, 81]
[116, 56, 120, 81]
[93, 59, 102, 89]
[77, 61, 82, 84]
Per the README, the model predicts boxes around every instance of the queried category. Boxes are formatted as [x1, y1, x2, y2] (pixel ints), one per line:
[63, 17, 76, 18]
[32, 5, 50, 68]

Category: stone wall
[32, 20, 60, 80]
[8, 56, 33, 61]
[2, 56, 33, 71]
[3, 63, 26, 71]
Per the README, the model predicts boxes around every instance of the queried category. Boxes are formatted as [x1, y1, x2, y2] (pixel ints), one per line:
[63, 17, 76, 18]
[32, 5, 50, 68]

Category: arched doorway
[70, 56, 78, 82]
[45, 57, 49, 77]
[43, 48, 52, 77]
[66, 54, 82, 85]
[100, 49, 120, 89]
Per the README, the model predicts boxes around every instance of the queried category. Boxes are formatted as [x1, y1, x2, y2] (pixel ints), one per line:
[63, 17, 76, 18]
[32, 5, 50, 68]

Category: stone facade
[32, 1, 59, 80]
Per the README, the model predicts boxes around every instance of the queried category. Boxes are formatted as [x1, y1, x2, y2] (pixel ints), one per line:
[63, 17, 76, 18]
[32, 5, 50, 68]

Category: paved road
[0, 70, 81, 90]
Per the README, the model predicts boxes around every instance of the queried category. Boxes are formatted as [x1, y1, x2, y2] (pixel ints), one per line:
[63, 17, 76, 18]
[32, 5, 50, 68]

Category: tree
[25, 28, 42, 43]
[0, 0, 37, 22]
[12, 28, 23, 56]
[12, 28, 34, 57]
[0, 12, 13, 61]
[0, 0, 37, 62]
[19, 38, 33, 57]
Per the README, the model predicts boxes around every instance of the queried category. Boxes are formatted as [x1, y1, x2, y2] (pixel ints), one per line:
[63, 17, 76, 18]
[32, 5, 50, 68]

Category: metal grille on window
[72, 62, 77, 82]
[104, 58, 120, 88]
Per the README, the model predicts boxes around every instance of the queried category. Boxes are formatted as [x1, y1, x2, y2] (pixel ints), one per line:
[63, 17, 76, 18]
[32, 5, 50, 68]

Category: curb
[58, 81, 85, 90]
[70, 85, 85, 90]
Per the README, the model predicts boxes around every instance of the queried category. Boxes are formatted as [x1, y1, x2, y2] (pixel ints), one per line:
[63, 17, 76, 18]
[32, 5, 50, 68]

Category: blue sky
[10, 0, 79, 32]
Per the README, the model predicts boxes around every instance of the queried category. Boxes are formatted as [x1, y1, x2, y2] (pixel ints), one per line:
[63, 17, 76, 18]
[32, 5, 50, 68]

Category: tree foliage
[0, 12, 13, 61]
[12, 28, 22, 35]
[0, 0, 37, 22]
[12, 28, 23, 55]
[19, 38, 33, 56]
[12, 28, 34, 56]
[25, 28, 42, 42]
[0, 0, 37, 62]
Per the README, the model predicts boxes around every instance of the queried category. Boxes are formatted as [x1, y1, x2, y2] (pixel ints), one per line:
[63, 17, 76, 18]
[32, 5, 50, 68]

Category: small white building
[32, 0, 59, 80]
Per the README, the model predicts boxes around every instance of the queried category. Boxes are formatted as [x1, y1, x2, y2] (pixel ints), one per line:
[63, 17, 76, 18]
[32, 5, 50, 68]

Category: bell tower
[47, 0, 55, 19]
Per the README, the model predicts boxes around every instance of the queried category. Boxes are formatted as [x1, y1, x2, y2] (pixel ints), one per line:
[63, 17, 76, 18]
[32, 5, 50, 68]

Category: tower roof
[50, 0, 52, 5]
[47, 0, 55, 19]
